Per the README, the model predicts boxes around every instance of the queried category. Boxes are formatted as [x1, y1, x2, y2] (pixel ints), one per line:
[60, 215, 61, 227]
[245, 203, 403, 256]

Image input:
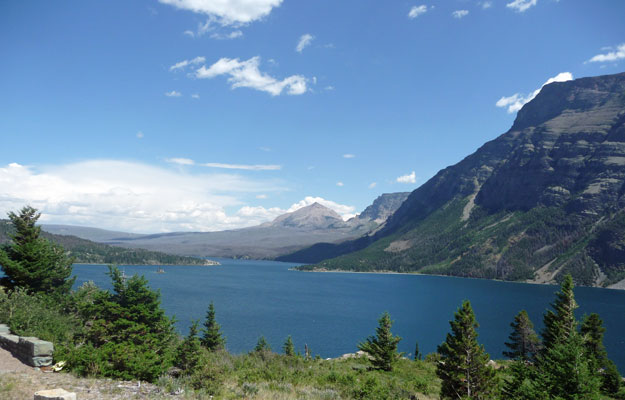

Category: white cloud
[396, 171, 417, 184]
[0, 161, 287, 233]
[166, 157, 281, 170]
[343, 154, 355, 159]
[259, 146, 271, 152]
[136, 131, 144, 139]
[169, 56, 206, 71]
[166, 157, 195, 166]
[210, 30, 243, 40]
[452, 10, 469, 18]
[202, 162, 281, 170]
[506, 0, 537, 13]
[496, 72, 573, 113]
[296, 34, 314, 53]
[587, 43, 625, 63]
[324, 85, 335, 91]
[191, 93, 200, 99]
[256, 194, 268, 199]
[480, 1, 493, 9]
[408, 5, 428, 19]
[183, 30, 195, 37]
[195, 56, 309, 96]
[336, 181, 344, 187]
[165, 90, 182, 97]
[368, 182, 377, 189]
[158, 0, 283, 25]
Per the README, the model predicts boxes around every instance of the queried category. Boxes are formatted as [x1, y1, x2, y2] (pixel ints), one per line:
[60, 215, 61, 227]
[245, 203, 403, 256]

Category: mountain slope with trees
[298, 72, 625, 288]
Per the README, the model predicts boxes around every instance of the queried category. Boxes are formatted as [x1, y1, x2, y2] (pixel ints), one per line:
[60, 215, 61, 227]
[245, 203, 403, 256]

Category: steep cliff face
[299, 72, 625, 288]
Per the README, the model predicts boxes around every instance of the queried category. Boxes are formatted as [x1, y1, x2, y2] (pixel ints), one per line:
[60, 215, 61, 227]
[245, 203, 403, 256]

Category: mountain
[42, 224, 145, 242]
[296, 72, 625, 288]
[0, 220, 212, 266]
[87, 197, 409, 260]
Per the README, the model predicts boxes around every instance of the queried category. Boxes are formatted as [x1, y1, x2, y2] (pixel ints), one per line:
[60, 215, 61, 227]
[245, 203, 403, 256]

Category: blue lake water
[72, 259, 625, 372]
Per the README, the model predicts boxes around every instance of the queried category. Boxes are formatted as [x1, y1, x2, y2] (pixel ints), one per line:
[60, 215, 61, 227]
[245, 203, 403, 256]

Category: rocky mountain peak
[268, 203, 346, 230]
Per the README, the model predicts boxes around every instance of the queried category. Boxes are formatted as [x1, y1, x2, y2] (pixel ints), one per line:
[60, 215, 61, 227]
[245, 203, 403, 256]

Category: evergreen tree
[75, 265, 176, 382]
[283, 335, 295, 356]
[175, 320, 202, 372]
[201, 301, 225, 351]
[357, 311, 403, 371]
[534, 275, 601, 399]
[254, 335, 271, 352]
[0, 206, 75, 296]
[503, 310, 541, 361]
[436, 300, 497, 400]
[581, 313, 622, 395]
[541, 274, 577, 350]
[414, 340, 422, 361]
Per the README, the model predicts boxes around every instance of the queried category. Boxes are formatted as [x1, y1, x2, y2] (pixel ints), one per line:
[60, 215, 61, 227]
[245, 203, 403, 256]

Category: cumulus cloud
[496, 72, 573, 113]
[452, 10, 469, 18]
[506, 0, 537, 13]
[165, 90, 182, 97]
[191, 93, 200, 99]
[210, 30, 243, 39]
[396, 171, 417, 184]
[0, 161, 287, 233]
[296, 34, 314, 53]
[158, 0, 283, 26]
[195, 56, 309, 96]
[368, 182, 377, 189]
[480, 1, 493, 9]
[169, 56, 206, 71]
[336, 181, 344, 187]
[408, 5, 428, 19]
[343, 154, 355, 159]
[587, 43, 625, 63]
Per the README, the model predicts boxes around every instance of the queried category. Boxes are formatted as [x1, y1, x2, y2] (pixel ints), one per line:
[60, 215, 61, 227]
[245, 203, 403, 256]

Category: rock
[0, 324, 9, 334]
[33, 388, 76, 400]
[20, 337, 54, 357]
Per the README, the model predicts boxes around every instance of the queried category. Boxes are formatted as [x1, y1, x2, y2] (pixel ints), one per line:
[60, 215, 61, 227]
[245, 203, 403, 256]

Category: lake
[73, 259, 625, 372]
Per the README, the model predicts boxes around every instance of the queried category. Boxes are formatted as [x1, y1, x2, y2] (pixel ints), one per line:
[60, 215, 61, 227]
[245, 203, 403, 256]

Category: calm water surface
[73, 259, 625, 372]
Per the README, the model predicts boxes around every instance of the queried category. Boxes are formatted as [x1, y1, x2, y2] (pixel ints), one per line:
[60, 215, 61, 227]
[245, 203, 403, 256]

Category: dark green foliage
[414, 340, 422, 361]
[541, 274, 577, 350]
[503, 310, 540, 362]
[357, 311, 403, 371]
[283, 335, 295, 356]
[502, 360, 545, 400]
[175, 320, 202, 372]
[436, 300, 497, 399]
[201, 301, 225, 351]
[0, 206, 75, 296]
[254, 336, 271, 352]
[534, 276, 602, 399]
[70, 265, 176, 382]
[581, 313, 622, 395]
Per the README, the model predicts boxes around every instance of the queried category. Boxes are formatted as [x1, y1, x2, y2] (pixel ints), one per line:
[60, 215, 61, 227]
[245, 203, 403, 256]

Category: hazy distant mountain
[42, 224, 145, 242]
[44, 196, 409, 260]
[297, 72, 625, 289]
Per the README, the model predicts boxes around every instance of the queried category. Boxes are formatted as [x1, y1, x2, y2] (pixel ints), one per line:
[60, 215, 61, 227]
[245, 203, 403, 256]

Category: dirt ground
[0, 347, 184, 400]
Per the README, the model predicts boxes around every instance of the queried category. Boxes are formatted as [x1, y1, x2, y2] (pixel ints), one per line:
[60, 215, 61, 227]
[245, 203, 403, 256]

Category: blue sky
[1, 0, 624, 233]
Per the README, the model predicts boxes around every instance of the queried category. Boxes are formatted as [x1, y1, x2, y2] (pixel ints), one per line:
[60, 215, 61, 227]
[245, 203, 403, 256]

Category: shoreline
[292, 267, 624, 291]
[73, 261, 221, 267]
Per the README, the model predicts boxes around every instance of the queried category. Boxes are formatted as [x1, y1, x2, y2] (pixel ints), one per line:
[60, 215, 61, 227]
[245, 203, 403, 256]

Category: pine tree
[503, 310, 541, 362]
[414, 340, 422, 361]
[541, 274, 577, 350]
[78, 265, 176, 382]
[175, 320, 202, 372]
[581, 313, 622, 395]
[254, 336, 271, 352]
[535, 275, 601, 399]
[0, 206, 75, 296]
[283, 335, 295, 356]
[436, 300, 497, 399]
[201, 301, 225, 351]
[357, 311, 403, 371]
